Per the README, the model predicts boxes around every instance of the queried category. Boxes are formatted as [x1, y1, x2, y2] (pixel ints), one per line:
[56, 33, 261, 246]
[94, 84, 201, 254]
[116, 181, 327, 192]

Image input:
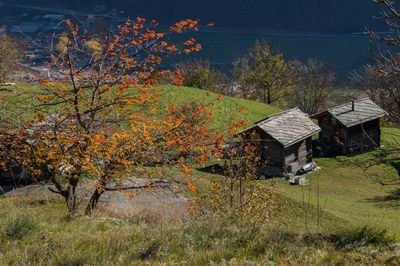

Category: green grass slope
[156, 85, 280, 129]
[0, 83, 280, 129]
[270, 128, 400, 235]
[2, 83, 400, 236]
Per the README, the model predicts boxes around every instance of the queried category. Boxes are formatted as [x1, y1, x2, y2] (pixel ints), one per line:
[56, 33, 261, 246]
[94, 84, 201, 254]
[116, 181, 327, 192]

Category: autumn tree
[289, 59, 335, 115]
[233, 41, 293, 105]
[0, 35, 23, 84]
[0, 18, 218, 217]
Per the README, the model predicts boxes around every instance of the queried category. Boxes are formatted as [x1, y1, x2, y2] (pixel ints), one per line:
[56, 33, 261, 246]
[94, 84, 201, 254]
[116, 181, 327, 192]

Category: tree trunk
[85, 177, 107, 215]
[267, 88, 272, 105]
[85, 188, 103, 215]
[65, 176, 80, 217]
[66, 184, 78, 217]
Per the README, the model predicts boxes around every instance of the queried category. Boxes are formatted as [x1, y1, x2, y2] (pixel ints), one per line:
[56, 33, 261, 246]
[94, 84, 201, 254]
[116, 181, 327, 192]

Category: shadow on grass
[0, 185, 14, 196]
[366, 188, 400, 209]
[388, 159, 400, 177]
[312, 139, 344, 159]
[197, 164, 225, 176]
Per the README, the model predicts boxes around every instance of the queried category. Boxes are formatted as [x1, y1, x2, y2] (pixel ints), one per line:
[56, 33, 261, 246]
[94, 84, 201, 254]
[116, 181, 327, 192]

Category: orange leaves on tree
[167, 45, 178, 52]
[66, 137, 80, 145]
[228, 120, 247, 135]
[119, 83, 130, 91]
[139, 87, 148, 94]
[184, 38, 196, 46]
[124, 98, 136, 105]
[238, 106, 246, 113]
[170, 19, 199, 33]
[192, 43, 202, 52]
[93, 134, 106, 144]
[183, 48, 192, 55]
[172, 68, 184, 86]
[2, 17, 220, 217]
[65, 18, 71, 27]
[211, 185, 219, 194]
[148, 108, 157, 115]
[177, 156, 185, 163]
[186, 180, 197, 193]
[197, 153, 209, 163]
[136, 17, 146, 24]
[166, 139, 175, 147]
[183, 165, 190, 175]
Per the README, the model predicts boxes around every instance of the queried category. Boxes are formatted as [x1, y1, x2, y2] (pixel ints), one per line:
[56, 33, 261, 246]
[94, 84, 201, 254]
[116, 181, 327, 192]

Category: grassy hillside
[1, 196, 398, 265]
[0, 83, 280, 129]
[260, 126, 400, 234]
[1, 83, 400, 264]
[155, 85, 280, 130]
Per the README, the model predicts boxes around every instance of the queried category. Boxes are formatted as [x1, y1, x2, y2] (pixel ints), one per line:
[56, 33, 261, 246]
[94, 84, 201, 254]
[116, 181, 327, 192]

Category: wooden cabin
[312, 98, 386, 155]
[239, 108, 321, 176]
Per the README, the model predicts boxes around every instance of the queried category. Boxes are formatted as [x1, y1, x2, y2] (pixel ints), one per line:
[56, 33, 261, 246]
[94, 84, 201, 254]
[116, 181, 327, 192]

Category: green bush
[1, 213, 37, 240]
[138, 239, 161, 260]
[329, 226, 395, 249]
[178, 59, 221, 91]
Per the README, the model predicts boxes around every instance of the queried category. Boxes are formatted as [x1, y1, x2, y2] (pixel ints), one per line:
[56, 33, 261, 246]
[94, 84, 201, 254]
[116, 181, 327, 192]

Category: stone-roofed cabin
[312, 98, 386, 155]
[239, 108, 321, 176]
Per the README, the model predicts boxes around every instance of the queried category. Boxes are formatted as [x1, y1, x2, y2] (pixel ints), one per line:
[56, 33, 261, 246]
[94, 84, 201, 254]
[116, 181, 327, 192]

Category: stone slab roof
[314, 98, 387, 128]
[240, 108, 321, 148]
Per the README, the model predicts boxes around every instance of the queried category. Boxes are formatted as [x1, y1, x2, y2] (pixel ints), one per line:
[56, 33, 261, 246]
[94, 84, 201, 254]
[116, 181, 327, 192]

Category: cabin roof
[240, 108, 321, 148]
[312, 98, 387, 128]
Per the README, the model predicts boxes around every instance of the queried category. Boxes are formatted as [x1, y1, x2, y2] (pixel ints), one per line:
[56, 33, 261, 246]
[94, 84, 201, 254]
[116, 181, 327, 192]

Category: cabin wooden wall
[317, 115, 381, 154]
[263, 140, 284, 168]
[245, 129, 285, 168]
[318, 114, 333, 144]
[346, 119, 381, 154]
[245, 129, 314, 174]
[283, 137, 313, 173]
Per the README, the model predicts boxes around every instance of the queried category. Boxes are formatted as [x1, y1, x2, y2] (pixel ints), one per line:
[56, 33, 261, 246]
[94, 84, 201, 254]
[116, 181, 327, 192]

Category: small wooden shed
[239, 108, 321, 175]
[312, 98, 386, 155]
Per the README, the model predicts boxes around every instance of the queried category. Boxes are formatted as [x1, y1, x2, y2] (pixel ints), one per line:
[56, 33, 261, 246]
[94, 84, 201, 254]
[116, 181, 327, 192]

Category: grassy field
[1, 83, 400, 264]
[0, 196, 399, 265]
[0, 83, 280, 130]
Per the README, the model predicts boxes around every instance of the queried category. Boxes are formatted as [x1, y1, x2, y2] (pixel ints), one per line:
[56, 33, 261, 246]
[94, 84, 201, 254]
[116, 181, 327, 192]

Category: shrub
[1, 213, 36, 240]
[139, 239, 161, 260]
[177, 59, 222, 91]
[329, 226, 395, 249]
[55, 256, 90, 266]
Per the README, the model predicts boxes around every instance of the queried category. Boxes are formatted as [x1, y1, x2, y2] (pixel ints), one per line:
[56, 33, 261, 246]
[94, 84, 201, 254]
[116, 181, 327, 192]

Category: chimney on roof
[352, 101, 355, 111]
